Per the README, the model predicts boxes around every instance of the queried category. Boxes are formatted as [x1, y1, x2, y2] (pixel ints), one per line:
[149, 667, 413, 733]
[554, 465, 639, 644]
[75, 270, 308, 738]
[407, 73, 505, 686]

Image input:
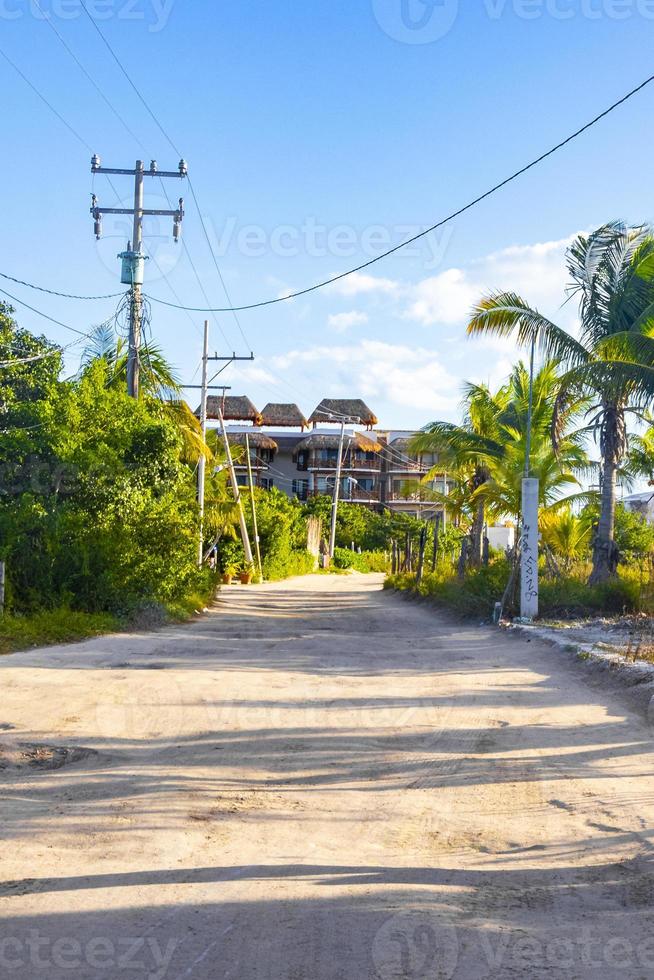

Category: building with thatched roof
[294, 432, 382, 454]
[260, 403, 308, 429]
[227, 432, 278, 485]
[201, 395, 262, 425]
[308, 399, 378, 430]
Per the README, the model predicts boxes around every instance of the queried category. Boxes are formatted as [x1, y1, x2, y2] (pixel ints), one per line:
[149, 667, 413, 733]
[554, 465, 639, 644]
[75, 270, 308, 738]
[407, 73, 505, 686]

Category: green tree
[412, 380, 510, 566]
[412, 361, 590, 566]
[468, 222, 654, 584]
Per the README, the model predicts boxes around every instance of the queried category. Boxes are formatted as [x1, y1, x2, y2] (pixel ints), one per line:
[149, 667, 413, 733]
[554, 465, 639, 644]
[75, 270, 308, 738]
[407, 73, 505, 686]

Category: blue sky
[2, 0, 654, 428]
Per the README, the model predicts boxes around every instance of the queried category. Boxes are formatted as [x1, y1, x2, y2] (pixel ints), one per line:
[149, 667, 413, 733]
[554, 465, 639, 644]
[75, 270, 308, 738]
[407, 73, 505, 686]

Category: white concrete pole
[520, 477, 539, 620]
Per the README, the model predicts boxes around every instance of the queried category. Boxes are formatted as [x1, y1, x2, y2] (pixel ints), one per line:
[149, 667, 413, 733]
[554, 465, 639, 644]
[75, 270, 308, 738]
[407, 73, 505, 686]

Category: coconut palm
[81, 322, 181, 399]
[412, 360, 590, 566]
[81, 323, 213, 466]
[468, 222, 654, 583]
[540, 508, 593, 572]
[411, 380, 510, 566]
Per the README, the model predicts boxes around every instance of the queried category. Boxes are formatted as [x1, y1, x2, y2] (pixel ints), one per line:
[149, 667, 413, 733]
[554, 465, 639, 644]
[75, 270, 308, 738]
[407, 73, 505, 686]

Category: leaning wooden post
[416, 526, 427, 586]
[432, 514, 441, 572]
[245, 433, 263, 582]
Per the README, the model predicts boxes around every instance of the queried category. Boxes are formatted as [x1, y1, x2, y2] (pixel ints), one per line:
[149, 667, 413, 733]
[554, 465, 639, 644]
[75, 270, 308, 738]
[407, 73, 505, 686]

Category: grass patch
[0, 608, 120, 655]
[0, 575, 222, 654]
[385, 560, 647, 621]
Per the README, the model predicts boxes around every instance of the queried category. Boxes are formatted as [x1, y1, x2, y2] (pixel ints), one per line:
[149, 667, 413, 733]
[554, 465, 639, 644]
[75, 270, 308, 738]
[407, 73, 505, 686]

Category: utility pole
[218, 408, 254, 566]
[197, 320, 210, 566]
[245, 433, 263, 581]
[89, 154, 187, 398]
[327, 414, 360, 558]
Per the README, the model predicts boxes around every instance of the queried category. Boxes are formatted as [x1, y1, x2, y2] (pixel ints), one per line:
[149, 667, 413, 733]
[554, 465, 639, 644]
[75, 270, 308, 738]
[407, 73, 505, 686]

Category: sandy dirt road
[1, 573, 654, 979]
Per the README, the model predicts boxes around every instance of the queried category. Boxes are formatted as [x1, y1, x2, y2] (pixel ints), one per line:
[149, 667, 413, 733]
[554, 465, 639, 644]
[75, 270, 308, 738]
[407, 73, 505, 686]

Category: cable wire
[143, 71, 654, 313]
[0, 287, 98, 338]
[0, 272, 123, 302]
[79, 0, 182, 157]
[0, 45, 92, 151]
[34, 0, 146, 153]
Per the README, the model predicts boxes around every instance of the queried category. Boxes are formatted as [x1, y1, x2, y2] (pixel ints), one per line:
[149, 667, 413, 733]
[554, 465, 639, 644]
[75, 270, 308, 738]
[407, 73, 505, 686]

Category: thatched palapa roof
[202, 395, 262, 424]
[308, 399, 378, 428]
[227, 432, 278, 451]
[260, 403, 308, 428]
[295, 432, 382, 454]
[389, 437, 414, 451]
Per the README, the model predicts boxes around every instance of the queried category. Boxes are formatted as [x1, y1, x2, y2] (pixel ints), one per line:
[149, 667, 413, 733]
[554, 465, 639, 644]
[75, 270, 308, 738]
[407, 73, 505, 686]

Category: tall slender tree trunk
[469, 500, 485, 568]
[589, 406, 623, 585]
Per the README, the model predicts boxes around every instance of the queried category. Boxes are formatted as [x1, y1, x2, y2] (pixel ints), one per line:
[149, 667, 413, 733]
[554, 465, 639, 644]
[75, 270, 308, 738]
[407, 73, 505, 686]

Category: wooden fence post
[416, 527, 427, 586]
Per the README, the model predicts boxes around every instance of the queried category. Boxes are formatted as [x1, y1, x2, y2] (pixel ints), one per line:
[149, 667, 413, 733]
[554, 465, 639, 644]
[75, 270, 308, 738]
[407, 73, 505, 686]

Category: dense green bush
[386, 560, 645, 620]
[216, 487, 317, 581]
[0, 308, 211, 615]
[303, 495, 429, 553]
[333, 548, 389, 573]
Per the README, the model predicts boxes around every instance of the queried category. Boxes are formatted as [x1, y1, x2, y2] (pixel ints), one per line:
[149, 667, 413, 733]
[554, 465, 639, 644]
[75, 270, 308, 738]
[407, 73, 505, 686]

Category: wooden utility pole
[197, 320, 210, 566]
[432, 513, 441, 572]
[329, 421, 347, 558]
[416, 526, 427, 585]
[245, 432, 263, 581]
[217, 408, 254, 566]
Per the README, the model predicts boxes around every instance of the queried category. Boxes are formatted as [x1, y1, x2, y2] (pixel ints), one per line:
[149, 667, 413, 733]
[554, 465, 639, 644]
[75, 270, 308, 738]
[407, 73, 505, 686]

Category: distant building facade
[199, 395, 451, 519]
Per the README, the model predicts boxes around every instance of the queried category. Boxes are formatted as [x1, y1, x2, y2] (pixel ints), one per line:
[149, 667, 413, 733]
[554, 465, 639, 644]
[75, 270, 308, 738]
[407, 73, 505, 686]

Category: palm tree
[81, 322, 181, 399]
[540, 508, 593, 573]
[81, 323, 212, 467]
[412, 361, 590, 567]
[411, 381, 510, 566]
[468, 222, 654, 584]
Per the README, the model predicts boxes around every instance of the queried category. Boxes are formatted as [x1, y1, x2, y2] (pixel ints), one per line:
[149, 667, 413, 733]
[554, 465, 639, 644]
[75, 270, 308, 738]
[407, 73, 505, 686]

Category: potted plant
[239, 561, 255, 585]
[221, 562, 239, 586]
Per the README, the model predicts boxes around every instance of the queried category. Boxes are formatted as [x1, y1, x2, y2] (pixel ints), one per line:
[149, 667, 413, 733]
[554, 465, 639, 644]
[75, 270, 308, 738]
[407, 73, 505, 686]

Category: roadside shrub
[264, 549, 316, 581]
[333, 548, 390, 573]
[386, 561, 644, 620]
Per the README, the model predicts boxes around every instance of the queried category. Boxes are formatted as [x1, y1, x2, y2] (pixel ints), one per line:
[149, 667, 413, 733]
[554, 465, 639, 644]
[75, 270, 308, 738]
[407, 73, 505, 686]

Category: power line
[34, 0, 146, 153]
[75, 6, 246, 351]
[186, 176, 251, 350]
[143, 71, 654, 313]
[0, 44, 92, 151]
[0, 272, 123, 302]
[79, 0, 181, 157]
[0, 286, 97, 338]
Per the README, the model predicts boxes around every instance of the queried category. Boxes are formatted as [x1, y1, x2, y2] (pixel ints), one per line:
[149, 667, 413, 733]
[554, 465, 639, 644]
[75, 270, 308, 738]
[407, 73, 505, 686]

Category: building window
[357, 478, 376, 493]
[317, 448, 338, 465]
[296, 451, 309, 471]
[292, 479, 309, 501]
[261, 477, 274, 490]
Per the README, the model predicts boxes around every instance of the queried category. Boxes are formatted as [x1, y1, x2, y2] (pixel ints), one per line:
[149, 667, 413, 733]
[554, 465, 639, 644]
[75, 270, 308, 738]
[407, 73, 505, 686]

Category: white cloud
[400, 232, 582, 329]
[271, 339, 460, 420]
[329, 271, 400, 297]
[327, 310, 369, 333]
[403, 268, 479, 326]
